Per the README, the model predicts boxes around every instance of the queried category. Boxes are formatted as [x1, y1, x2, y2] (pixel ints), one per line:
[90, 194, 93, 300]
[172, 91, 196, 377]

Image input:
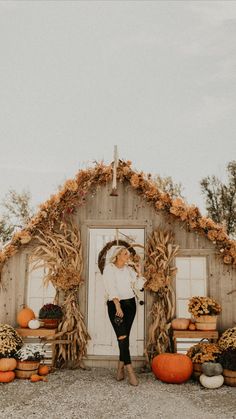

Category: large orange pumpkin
[152, 353, 193, 384]
[0, 371, 15, 383]
[17, 306, 35, 328]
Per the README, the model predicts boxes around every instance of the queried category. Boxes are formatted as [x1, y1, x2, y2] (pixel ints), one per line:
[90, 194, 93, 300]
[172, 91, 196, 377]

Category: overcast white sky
[0, 0, 236, 214]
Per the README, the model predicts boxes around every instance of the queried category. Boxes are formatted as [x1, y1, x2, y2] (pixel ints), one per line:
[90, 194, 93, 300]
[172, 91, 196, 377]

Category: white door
[87, 228, 145, 357]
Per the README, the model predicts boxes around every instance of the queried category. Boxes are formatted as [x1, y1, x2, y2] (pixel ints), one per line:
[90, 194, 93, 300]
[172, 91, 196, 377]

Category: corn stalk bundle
[30, 221, 83, 291]
[144, 230, 179, 292]
[144, 230, 179, 360]
[145, 287, 175, 360]
[53, 290, 91, 368]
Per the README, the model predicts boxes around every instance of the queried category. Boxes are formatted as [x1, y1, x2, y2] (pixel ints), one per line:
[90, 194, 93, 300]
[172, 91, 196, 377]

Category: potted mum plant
[188, 296, 222, 330]
[218, 326, 236, 386]
[39, 303, 63, 329]
[15, 344, 45, 379]
[186, 342, 222, 380]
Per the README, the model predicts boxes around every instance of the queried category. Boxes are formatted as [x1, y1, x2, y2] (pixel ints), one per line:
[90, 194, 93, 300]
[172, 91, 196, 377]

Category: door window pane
[175, 257, 206, 317]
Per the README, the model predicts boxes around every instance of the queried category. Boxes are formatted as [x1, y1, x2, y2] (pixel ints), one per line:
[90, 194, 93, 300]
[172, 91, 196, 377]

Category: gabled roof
[0, 160, 235, 276]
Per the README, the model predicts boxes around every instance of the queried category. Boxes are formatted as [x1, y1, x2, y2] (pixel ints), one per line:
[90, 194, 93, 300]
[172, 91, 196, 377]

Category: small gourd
[199, 373, 224, 389]
[171, 318, 190, 330]
[38, 365, 49, 376]
[30, 374, 47, 382]
[28, 319, 41, 330]
[201, 362, 223, 377]
[0, 371, 15, 383]
[17, 306, 35, 328]
[188, 323, 196, 331]
[0, 358, 17, 371]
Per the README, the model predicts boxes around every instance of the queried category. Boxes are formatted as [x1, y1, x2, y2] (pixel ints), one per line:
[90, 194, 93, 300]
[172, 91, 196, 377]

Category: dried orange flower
[188, 296, 222, 316]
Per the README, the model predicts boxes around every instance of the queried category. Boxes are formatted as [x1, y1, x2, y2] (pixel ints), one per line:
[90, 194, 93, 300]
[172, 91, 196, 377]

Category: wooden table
[172, 330, 219, 353]
[16, 328, 57, 338]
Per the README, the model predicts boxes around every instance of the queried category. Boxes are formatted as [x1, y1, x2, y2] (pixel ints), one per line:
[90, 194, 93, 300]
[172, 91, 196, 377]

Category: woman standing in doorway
[102, 246, 146, 386]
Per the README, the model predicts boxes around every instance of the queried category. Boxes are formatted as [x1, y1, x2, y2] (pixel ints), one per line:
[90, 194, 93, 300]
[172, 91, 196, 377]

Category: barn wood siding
[0, 250, 28, 325]
[1, 180, 235, 333]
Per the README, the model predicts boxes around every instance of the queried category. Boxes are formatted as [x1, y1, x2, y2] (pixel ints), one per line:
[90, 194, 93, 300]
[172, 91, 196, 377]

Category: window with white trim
[175, 257, 207, 318]
[27, 265, 56, 316]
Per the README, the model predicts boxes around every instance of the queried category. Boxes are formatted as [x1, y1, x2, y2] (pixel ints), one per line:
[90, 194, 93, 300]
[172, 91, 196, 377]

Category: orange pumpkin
[152, 353, 193, 384]
[189, 323, 196, 331]
[0, 358, 17, 371]
[17, 306, 35, 328]
[171, 318, 190, 330]
[0, 371, 15, 383]
[38, 365, 49, 376]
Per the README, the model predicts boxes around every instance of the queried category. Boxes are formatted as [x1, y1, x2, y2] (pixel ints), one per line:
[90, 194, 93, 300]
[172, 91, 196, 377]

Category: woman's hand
[134, 262, 142, 277]
[115, 306, 124, 318]
[113, 298, 124, 317]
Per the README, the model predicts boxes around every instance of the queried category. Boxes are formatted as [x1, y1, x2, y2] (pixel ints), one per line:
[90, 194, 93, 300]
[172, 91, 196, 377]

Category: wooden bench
[172, 330, 219, 353]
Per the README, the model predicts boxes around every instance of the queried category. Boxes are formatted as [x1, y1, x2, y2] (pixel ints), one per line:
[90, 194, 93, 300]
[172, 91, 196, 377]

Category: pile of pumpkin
[171, 317, 196, 331]
[0, 323, 50, 384]
[151, 327, 236, 388]
[0, 357, 50, 384]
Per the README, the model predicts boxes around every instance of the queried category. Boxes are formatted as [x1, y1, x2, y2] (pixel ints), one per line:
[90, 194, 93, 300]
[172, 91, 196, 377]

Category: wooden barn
[0, 160, 236, 368]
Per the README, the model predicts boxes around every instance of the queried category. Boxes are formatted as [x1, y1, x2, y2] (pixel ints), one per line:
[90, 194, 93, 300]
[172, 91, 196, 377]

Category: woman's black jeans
[107, 297, 136, 365]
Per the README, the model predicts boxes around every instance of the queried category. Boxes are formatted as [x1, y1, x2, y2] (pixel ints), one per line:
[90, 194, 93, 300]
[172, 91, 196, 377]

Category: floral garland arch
[0, 160, 235, 286]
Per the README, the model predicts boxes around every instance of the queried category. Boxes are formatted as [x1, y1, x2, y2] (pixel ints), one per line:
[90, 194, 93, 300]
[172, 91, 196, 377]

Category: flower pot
[192, 363, 202, 380]
[15, 360, 40, 379]
[223, 369, 236, 387]
[41, 318, 60, 329]
[194, 315, 217, 331]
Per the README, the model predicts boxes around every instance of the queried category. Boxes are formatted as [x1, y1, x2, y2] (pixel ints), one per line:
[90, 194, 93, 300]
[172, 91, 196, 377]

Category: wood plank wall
[0, 180, 235, 333]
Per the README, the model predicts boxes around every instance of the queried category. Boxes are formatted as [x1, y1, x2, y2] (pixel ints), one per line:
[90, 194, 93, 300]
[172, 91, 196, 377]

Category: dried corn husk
[30, 221, 83, 291]
[144, 230, 178, 360]
[52, 289, 90, 368]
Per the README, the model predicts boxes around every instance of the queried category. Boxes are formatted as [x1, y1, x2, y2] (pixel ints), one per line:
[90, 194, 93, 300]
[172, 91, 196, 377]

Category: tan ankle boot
[125, 364, 139, 386]
[116, 361, 125, 381]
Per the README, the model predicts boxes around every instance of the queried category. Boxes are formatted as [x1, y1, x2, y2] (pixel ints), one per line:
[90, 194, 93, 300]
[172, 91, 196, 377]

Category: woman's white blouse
[102, 263, 145, 301]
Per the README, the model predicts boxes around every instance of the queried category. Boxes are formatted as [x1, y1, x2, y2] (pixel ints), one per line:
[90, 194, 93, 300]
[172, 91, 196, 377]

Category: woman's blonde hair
[108, 246, 130, 264]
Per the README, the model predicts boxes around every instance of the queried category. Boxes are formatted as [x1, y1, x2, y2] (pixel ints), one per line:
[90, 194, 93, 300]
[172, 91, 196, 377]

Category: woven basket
[195, 315, 217, 331]
[15, 361, 40, 379]
[223, 369, 236, 387]
[192, 363, 202, 380]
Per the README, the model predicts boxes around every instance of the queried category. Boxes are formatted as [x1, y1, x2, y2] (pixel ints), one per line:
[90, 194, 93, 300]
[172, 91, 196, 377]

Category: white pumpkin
[199, 374, 224, 389]
[28, 319, 41, 329]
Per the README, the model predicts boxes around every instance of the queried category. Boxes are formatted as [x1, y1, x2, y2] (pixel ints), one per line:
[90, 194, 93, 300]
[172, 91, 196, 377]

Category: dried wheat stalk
[144, 230, 178, 359]
[53, 290, 91, 368]
[30, 221, 83, 290]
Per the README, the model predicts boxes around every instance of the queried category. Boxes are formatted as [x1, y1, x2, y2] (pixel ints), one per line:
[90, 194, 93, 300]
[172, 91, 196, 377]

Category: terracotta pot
[41, 318, 60, 329]
[194, 315, 217, 331]
[15, 360, 40, 379]
[223, 369, 236, 387]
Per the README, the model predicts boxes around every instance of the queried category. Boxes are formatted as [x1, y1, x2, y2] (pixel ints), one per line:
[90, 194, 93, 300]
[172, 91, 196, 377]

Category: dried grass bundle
[145, 287, 175, 359]
[144, 230, 178, 360]
[30, 221, 83, 291]
[144, 230, 179, 293]
[52, 290, 91, 368]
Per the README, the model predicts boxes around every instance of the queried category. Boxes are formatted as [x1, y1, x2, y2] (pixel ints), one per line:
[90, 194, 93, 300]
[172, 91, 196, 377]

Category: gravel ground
[0, 368, 235, 419]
